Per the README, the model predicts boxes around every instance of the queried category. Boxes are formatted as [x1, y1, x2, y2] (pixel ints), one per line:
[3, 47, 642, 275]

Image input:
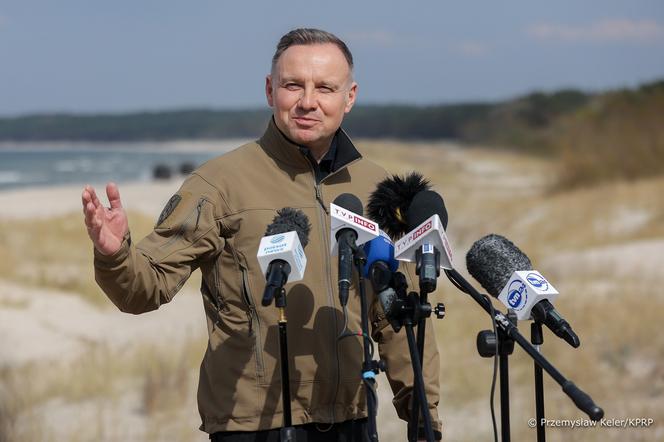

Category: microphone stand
[388, 272, 437, 442]
[444, 269, 604, 437]
[409, 248, 442, 442]
[269, 287, 296, 442]
[477, 310, 517, 442]
[353, 247, 381, 442]
[403, 295, 436, 442]
[532, 321, 546, 442]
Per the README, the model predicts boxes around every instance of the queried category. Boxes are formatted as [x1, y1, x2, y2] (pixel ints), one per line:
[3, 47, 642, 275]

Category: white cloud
[527, 19, 664, 44]
[451, 41, 491, 57]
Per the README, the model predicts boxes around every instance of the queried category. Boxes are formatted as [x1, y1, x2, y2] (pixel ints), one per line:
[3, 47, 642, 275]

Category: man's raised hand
[82, 182, 129, 256]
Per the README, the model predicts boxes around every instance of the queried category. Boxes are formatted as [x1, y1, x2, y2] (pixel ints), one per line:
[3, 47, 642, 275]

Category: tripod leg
[405, 324, 435, 442]
[532, 322, 546, 442]
[499, 350, 510, 442]
[409, 316, 427, 441]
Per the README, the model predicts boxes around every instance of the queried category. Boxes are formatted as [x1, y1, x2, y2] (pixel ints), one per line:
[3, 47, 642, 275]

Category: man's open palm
[82, 182, 129, 256]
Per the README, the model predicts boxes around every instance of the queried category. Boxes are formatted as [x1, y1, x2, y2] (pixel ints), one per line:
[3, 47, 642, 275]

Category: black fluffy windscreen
[406, 190, 448, 231]
[465, 234, 532, 297]
[264, 207, 312, 248]
[333, 193, 364, 216]
[367, 172, 430, 240]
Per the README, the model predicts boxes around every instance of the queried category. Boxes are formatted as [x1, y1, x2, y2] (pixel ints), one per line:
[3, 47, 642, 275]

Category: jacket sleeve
[93, 173, 225, 314]
[370, 263, 443, 438]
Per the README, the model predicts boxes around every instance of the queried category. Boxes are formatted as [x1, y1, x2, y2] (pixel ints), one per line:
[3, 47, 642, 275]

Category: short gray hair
[271, 28, 354, 74]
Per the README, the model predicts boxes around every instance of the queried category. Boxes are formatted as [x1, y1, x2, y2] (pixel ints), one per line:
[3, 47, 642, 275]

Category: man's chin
[289, 129, 323, 147]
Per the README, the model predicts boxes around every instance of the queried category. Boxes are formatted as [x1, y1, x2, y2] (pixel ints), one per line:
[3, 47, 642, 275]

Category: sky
[1, 0, 663, 116]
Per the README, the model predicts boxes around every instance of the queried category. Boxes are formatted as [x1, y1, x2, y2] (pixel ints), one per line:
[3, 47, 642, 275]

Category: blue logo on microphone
[506, 280, 527, 310]
[270, 235, 285, 244]
[526, 273, 548, 291]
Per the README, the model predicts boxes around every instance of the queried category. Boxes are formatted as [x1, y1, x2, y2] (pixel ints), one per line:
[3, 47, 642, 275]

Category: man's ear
[344, 81, 358, 113]
[265, 74, 274, 107]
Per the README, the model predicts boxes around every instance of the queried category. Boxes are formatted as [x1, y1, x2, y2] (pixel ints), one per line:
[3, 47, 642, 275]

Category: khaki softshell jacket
[94, 120, 442, 434]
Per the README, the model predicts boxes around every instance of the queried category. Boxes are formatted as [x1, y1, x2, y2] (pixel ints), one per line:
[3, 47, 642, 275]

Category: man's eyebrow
[317, 81, 339, 88]
[278, 76, 299, 83]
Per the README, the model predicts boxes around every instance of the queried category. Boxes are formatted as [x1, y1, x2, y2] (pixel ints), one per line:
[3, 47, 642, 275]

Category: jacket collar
[259, 117, 362, 174]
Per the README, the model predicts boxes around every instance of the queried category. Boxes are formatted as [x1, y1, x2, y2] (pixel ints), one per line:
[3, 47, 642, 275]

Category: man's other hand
[82, 182, 129, 256]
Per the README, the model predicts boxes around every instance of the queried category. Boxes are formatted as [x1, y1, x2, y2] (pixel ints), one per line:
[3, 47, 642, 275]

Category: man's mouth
[292, 116, 320, 127]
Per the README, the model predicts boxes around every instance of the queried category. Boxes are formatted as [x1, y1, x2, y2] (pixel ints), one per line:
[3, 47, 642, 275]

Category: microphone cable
[335, 283, 380, 441]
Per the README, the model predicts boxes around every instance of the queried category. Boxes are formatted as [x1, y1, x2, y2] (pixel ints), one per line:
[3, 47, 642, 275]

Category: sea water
[0, 142, 239, 191]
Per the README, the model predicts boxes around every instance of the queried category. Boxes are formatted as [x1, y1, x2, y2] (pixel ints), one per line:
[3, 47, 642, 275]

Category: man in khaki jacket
[82, 28, 442, 441]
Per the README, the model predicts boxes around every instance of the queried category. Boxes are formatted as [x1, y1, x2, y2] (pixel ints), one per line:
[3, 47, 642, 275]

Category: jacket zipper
[207, 263, 227, 331]
[314, 158, 363, 422]
[240, 265, 265, 377]
[212, 264, 227, 311]
[162, 198, 208, 249]
[316, 186, 329, 214]
[311, 175, 339, 423]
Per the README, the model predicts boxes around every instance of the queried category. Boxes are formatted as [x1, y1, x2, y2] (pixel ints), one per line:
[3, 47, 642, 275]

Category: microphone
[257, 208, 311, 307]
[367, 172, 431, 240]
[363, 230, 400, 288]
[394, 190, 454, 292]
[466, 234, 580, 348]
[330, 194, 379, 306]
[367, 172, 452, 292]
[362, 231, 404, 332]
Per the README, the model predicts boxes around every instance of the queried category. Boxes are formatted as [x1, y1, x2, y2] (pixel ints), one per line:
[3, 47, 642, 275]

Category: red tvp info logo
[353, 215, 377, 231]
[397, 220, 432, 252]
[333, 207, 377, 232]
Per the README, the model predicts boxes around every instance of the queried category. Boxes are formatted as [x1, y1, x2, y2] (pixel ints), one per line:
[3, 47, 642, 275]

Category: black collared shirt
[298, 133, 338, 184]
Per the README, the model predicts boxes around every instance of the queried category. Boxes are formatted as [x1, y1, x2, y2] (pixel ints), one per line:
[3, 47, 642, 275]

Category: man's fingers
[81, 185, 96, 208]
[82, 189, 90, 212]
[83, 185, 101, 209]
[84, 201, 100, 229]
[106, 182, 123, 210]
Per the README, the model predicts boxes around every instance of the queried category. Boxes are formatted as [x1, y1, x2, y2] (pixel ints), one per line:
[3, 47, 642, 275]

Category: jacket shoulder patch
[157, 194, 182, 226]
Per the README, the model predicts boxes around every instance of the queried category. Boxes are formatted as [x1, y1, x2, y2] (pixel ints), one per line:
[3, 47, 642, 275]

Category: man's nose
[298, 87, 318, 111]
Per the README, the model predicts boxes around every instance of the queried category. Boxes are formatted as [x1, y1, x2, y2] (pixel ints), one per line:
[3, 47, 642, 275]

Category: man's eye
[318, 86, 334, 93]
[285, 83, 301, 91]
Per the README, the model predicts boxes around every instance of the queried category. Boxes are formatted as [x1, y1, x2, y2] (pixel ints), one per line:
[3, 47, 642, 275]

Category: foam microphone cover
[406, 190, 448, 231]
[367, 172, 430, 239]
[264, 207, 312, 248]
[333, 193, 364, 216]
[465, 234, 532, 297]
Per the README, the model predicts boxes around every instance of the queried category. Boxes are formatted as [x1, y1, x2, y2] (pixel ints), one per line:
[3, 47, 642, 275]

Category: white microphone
[497, 270, 559, 320]
[257, 231, 307, 283]
[394, 213, 453, 269]
[393, 191, 453, 294]
[329, 194, 379, 307]
[466, 234, 580, 348]
[257, 208, 310, 307]
[329, 200, 379, 255]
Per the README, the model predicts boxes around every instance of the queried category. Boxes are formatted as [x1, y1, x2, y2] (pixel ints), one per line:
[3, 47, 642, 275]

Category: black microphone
[367, 173, 451, 291]
[259, 208, 311, 307]
[332, 193, 364, 307]
[406, 190, 449, 293]
[466, 234, 580, 348]
[367, 172, 431, 240]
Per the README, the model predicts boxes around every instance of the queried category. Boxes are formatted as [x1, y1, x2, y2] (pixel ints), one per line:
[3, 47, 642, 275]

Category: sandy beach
[0, 179, 183, 220]
[2, 143, 663, 441]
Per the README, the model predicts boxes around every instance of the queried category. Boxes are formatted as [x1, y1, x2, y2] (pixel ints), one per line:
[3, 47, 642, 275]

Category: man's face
[266, 43, 357, 154]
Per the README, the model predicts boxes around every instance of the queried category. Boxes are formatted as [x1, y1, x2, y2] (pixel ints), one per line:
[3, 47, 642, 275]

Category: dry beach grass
[1, 140, 663, 441]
